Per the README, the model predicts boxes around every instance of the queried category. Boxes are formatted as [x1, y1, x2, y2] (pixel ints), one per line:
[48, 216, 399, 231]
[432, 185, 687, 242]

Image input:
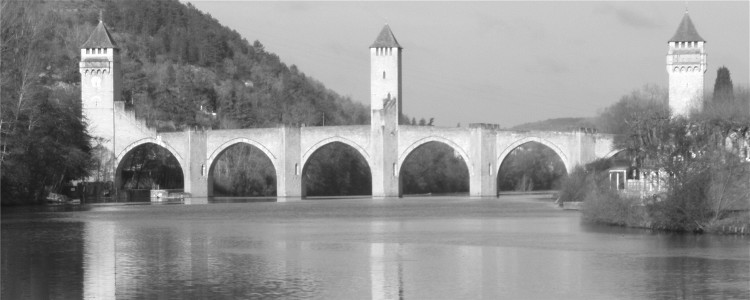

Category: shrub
[582, 184, 649, 227]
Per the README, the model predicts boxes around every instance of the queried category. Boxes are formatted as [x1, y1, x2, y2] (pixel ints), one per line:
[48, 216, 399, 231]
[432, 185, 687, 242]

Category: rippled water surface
[2, 196, 749, 299]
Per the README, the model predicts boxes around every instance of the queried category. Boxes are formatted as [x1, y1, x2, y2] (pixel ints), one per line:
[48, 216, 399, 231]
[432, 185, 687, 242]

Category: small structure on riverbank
[608, 166, 667, 199]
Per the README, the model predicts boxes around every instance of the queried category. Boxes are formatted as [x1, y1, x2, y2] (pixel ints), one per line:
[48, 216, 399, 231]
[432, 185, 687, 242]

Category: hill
[511, 117, 596, 132]
[35, 0, 371, 131]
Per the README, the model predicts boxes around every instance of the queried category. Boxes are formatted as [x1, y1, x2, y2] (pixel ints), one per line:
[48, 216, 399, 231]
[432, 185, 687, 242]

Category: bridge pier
[469, 126, 498, 198]
[277, 126, 302, 201]
[371, 116, 400, 199]
[185, 129, 208, 198]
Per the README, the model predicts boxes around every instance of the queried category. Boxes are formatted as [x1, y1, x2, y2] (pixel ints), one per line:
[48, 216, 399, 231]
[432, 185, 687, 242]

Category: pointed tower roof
[82, 20, 118, 49]
[370, 25, 402, 49]
[669, 12, 705, 42]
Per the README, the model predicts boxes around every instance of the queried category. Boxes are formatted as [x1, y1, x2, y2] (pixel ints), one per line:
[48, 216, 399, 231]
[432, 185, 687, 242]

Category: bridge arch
[496, 137, 571, 174]
[300, 139, 373, 197]
[114, 138, 186, 195]
[206, 138, 279, 177]
[206, 138, 278, 197]
[116, 137, 184, 171]
[301, 136, 372, 172]
[397, 136, 472, 177]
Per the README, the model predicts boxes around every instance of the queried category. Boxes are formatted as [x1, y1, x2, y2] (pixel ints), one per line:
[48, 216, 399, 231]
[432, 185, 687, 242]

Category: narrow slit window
[383, 71, 386, 79]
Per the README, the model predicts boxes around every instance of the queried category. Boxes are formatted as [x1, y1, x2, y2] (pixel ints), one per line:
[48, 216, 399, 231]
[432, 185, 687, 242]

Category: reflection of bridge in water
[81, 22, 616, 200]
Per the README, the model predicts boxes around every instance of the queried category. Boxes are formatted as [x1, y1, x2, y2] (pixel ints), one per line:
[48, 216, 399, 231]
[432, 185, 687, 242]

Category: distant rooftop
[669, 12, 705, 42]
[370, 24, 402, 49]
[82, 20, 118, 49]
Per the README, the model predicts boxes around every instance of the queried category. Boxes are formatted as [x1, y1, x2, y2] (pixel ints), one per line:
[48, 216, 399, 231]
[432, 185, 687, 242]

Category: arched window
[383, 71, 386, 79]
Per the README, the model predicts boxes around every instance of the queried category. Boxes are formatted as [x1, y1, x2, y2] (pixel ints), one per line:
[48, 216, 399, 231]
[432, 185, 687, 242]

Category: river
[2, 195, 748, 299]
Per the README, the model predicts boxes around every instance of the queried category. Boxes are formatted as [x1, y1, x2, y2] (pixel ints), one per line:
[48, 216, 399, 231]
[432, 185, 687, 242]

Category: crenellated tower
[370, 25, 402, 197]
[80, 16, 120, 153]
[370, 24, 402, 128]
[666, 11, 706, 117]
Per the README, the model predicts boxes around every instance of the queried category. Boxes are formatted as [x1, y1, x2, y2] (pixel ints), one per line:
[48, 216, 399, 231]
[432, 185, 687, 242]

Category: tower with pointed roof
[370, 24, 402, 127]
[370, 25, 402, 197]
[80, 16, 120, 154]
[666, 11, 706, 117]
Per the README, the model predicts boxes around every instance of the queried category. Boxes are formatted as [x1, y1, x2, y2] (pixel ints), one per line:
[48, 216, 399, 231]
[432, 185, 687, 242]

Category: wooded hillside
[1, 0, 371, 202]
[102, 0, 369, 130]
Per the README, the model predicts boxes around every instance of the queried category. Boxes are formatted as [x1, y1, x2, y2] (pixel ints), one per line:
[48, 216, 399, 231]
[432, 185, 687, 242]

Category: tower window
[383, 71, 386, 79]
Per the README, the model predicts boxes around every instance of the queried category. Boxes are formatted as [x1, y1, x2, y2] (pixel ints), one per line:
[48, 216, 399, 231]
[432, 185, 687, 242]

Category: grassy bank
[560, 159, 750, 235]
[581, 189, 750, 235]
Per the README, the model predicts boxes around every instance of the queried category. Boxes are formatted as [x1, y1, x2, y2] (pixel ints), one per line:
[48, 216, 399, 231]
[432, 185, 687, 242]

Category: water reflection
[1, 220, 85, 299]
[84, 221, 115, 299]
[2, 197, 749, 299]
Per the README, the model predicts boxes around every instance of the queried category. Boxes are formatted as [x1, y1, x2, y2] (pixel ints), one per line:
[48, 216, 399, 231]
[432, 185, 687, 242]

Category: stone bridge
[82, 22, 618, 200]
[112, 122, 616, 200]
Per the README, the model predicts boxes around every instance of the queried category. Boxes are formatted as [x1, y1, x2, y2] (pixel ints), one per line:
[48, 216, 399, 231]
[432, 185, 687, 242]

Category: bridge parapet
[112, 101, 158, 161]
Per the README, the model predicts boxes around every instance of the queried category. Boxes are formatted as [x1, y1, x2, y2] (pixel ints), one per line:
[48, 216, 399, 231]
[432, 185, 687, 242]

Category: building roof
[81, 20, 118, 49]
[669, 12, 705, 42]
[370, 24, 402, 49]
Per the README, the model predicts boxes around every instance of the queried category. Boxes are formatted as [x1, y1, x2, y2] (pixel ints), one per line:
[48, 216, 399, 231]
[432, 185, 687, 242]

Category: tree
[713, 66, 734, 104]
[595, 84, 668, 135]
[1, 1, 93, 204]
[614, 100, 749, 232]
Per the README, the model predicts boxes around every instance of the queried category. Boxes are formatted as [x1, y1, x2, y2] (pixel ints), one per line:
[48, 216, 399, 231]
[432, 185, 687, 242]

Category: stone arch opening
[496, 141, 567, 194]
[398, 141, 470, 196]
[301, 141, 372, 198]
[115, 142, 184, 201]
[207, 142, 277, 198]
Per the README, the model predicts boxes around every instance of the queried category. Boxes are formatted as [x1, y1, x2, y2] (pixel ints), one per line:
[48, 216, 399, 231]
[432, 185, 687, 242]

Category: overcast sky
[187, 1, 749, 127]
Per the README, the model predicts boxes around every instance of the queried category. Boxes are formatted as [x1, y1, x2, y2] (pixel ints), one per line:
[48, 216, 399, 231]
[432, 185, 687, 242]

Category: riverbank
[579, 192, 750, 235]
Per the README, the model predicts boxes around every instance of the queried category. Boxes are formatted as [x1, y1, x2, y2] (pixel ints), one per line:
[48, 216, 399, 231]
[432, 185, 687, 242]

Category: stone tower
[666, 11, 706, 117]
[370, 25, 402, 197]
[80, 16, 120, 181]
[80, 17, 120, 152]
